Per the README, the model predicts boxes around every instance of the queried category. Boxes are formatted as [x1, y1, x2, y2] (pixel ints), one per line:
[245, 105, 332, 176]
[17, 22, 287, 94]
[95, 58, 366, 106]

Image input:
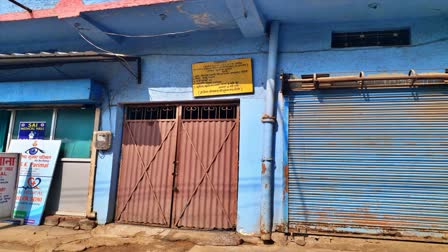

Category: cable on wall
[103, 29, 202, 38]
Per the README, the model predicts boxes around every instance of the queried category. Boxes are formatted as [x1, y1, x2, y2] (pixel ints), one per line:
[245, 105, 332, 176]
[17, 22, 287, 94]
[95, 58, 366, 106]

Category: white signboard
[0, 153, 19, 219]
[8, 140, 61, 225]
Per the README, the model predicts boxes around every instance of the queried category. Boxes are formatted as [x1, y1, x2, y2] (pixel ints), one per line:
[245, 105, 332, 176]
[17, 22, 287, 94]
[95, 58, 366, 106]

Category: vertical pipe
[261, 21, 280, 241]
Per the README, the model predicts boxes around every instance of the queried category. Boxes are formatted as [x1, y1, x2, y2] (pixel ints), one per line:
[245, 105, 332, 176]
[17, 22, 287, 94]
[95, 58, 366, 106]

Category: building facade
[0, 0, 447, 241]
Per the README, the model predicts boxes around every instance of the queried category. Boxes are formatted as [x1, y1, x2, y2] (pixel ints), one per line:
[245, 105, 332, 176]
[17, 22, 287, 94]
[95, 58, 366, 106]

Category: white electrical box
[93, 131, 112, 150]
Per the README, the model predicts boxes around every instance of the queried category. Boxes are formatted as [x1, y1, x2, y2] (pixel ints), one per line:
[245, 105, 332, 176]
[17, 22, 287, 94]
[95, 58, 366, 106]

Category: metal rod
[260, 21, 280, 241]
[6, 110, 15, 150]
[8, 0, 32, 13]
[287, 72, 448, 84]
[50, 108, 58, 140]
[86, 107, 101, 220]
[0, 56, 141, 69]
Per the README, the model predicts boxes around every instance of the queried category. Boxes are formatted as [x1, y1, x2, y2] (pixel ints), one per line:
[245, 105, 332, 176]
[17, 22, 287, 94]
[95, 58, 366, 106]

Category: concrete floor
[0, 223, 446, 252]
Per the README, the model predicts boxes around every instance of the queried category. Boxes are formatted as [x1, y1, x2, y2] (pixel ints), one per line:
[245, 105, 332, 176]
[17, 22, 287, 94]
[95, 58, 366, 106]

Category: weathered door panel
[173, 108, 239, 229]
[288, 87, 448, 237]
[116, 119, 177, 226]
[173, 120, 238, 229]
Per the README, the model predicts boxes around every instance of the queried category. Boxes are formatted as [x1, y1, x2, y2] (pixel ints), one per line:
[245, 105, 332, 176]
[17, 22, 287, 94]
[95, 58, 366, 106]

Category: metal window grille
[182, 105, 237, 120]
[126, 106, 176, 120]
[332, 29, 410, 48]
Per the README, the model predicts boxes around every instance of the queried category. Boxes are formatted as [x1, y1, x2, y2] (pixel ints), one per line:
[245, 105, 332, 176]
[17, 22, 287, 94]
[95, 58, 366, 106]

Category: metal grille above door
[116, 103, 239, 230]
[288, 86, 448, 237]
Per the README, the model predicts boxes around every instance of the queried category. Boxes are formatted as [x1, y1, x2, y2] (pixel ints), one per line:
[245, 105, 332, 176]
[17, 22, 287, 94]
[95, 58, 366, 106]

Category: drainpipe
[261, 21, 280, 241]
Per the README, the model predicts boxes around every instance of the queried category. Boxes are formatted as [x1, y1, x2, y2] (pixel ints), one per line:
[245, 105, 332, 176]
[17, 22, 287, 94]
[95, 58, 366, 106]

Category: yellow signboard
[192, 58, 253, 97]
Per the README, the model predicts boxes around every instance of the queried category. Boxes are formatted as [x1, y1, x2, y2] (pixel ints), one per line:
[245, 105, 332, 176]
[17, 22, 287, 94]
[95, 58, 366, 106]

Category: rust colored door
[172, 104, 239, 229]
[115, 106, 178, 226]
[116, 103, 239, 230]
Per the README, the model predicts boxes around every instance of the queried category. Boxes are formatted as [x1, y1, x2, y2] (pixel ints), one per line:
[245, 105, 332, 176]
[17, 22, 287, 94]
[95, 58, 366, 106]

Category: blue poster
[18, 122, 46, 140]
[14, 176, 52, 225]
[8, 140, 61, 225]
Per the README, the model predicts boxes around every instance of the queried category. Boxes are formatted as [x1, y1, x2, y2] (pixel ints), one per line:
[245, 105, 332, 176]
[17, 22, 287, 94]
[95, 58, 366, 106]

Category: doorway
[2, 107, 96, 216]
[115, 102, 239, 230]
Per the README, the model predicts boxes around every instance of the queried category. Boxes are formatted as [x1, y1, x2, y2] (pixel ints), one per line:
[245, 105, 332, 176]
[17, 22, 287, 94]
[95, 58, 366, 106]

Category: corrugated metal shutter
[288, 86, 448, 236]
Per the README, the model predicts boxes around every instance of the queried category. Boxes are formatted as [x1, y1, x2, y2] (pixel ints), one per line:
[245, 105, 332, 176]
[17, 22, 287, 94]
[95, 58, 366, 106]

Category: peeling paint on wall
[176, 4, 217, 26]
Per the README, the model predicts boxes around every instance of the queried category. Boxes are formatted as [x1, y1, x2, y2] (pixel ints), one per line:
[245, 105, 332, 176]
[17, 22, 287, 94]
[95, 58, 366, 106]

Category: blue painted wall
[0, 13, 447, 235]
[66, 10, 448, 234]
[101, 34, 271, 231]
[278, 16, 448, 74]
[275, 16, 448, 232]
[0, 79, 101, 104]
[0, 28, 271, 233]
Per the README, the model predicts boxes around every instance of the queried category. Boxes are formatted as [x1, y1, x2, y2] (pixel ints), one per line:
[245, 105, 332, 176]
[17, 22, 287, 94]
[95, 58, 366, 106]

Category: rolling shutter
[288, 86, 448, 236]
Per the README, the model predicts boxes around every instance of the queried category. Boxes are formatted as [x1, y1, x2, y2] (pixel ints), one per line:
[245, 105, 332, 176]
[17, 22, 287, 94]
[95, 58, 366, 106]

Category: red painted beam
[0, 0, 182, 21]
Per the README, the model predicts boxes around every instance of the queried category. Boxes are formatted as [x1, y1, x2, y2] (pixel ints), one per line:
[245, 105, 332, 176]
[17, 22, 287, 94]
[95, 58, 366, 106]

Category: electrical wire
[103, 29, 202, 38]
[77, 31, 139, 79]
[77, 31, 121, 55]
[97, 12, 249, 39]
[133, 35, 448, 57]
[76, 22, 448, 79]
[71, 0, 447, 57]
[98, 18, 248, 39]
[148, 88, 192, 93]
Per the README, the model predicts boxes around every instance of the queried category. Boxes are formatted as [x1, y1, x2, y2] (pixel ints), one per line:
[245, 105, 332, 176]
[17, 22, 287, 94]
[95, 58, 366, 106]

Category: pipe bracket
[408, 69, 416, 87]
[261, 114, 276, 123]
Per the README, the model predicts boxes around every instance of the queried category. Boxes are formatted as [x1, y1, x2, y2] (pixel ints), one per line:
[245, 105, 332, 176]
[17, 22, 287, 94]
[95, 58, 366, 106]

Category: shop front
[283, 73, 448, 239]
[0, 79, 102, 221]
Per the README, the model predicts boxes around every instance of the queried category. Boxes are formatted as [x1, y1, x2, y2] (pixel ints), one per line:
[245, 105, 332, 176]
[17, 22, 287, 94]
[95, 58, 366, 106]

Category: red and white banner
[0, 153, 19, 219]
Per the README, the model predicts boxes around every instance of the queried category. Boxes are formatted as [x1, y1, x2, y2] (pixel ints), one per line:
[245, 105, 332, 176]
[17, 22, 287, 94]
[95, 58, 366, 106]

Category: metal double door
[115, 103, 239, 230]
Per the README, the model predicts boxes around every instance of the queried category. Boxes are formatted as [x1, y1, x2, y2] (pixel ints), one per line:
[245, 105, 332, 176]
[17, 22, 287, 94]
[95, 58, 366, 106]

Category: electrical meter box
[93, 131, 112, 150]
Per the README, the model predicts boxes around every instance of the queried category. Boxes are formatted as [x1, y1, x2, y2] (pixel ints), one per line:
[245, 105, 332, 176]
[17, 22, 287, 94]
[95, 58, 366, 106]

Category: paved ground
[0, 223, 446, 252]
